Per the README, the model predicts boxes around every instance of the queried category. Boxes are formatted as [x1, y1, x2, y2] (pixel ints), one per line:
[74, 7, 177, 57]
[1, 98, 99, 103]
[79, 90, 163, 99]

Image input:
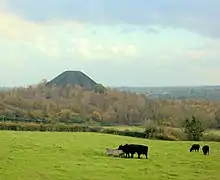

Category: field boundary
[1, 121, 220, 142]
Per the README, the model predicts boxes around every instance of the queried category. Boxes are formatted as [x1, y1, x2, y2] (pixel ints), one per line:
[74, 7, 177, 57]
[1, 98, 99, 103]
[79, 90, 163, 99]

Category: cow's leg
[145, 154, 148, 159]
[131, 153, 134, 158]
[137, 153, 141, 159]
[145, 151, 148, 159]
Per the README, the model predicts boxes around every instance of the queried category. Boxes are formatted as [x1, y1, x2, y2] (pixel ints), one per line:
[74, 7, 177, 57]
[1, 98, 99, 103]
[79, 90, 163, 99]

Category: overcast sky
[1, 0, 220, 87]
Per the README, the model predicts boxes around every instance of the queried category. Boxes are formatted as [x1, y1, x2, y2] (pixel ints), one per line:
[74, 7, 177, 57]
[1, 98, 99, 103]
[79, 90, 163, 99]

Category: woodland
[1, 81, 220, 130]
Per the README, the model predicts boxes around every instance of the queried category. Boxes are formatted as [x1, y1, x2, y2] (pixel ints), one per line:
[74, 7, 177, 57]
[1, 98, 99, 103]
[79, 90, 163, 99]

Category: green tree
[182, 116, 205, 141]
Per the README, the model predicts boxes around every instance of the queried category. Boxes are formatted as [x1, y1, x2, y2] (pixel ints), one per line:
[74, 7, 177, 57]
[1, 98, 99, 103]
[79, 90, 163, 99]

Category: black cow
[189, 144, 200, 152]
[202, 145, 210, 155]
[118, 144, 148, 159]
[118, 144, 130, 158]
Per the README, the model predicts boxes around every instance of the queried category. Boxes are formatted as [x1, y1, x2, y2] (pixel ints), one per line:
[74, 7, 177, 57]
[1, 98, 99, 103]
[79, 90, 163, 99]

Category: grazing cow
[202, 145, 210, 155]
[118, 144, 148, 159]
[105, 148, 124, 157]
[189, 144, 200, 152]
[118, 145, 130, 158]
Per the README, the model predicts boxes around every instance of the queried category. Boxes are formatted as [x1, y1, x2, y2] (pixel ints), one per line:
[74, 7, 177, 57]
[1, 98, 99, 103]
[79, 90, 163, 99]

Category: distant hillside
[0, 87, 11, 91]
[115, 86, 220, 101]
[46, 71, 98, 90]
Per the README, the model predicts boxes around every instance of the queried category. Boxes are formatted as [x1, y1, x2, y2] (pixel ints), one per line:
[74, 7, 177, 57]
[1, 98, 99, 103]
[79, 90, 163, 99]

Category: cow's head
[118, 145, 123, 150]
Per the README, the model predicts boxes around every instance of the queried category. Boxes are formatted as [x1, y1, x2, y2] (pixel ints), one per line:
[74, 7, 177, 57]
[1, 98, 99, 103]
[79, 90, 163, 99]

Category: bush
[182, 116, 205, 141]
[144, 120, 159, 138]
[1, 121, 219, 142]
[163, 127, 186, 141]
[155, 133, 175, 141]
[202, 132, 220, 142]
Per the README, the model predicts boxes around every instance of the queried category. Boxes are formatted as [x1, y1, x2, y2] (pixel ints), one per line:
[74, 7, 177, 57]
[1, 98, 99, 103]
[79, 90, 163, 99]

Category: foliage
[144, 119, 159, 138]
[0, 122, 146, 139]
[0, 83, 220, 129]
[94, 83, 106, 94]
[1, 121, 220, 141]
[182, 116, 205, 141]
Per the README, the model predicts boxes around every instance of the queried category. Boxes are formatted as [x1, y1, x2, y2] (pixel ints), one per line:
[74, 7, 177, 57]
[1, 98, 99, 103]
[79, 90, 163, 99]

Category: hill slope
[115, 86, 220, 101]
[1, 131, 220, 180]
[46, 70, 97, 90]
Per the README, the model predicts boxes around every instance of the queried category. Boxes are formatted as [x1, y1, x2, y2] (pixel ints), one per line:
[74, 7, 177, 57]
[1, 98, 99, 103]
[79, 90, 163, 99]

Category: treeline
[0, 83, 220, 129]
[1, 121, 220, 142]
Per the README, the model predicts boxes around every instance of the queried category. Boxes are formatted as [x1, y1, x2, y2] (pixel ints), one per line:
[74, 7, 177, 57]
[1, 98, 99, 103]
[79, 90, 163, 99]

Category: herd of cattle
[105, 143, 210, 158]
[106, 144, 149, 159]
[190, 144, 210, 155]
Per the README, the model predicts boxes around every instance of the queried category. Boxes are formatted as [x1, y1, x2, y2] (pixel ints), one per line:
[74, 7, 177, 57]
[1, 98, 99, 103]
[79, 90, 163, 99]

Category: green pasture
[0, 131, 220, 180]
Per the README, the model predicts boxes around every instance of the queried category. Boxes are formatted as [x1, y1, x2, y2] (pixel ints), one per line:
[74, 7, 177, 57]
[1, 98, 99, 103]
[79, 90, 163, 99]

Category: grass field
[1, 131, 220, 180]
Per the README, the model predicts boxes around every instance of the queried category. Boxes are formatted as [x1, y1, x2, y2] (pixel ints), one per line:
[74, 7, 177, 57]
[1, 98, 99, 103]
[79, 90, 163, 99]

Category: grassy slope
[0, 131, 220, 180]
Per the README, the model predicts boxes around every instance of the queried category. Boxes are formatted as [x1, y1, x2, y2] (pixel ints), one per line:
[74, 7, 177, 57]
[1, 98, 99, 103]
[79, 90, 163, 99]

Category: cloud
[0, 0, 8, 10]
[119, 25, 159, 35]
[5, 0, 220, 38]
[0, 11, 139, 60]
[1, 0, 220, 87]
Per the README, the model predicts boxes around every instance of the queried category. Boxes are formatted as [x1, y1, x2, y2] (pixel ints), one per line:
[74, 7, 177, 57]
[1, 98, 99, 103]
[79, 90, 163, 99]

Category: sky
[1, 0, 220, 87]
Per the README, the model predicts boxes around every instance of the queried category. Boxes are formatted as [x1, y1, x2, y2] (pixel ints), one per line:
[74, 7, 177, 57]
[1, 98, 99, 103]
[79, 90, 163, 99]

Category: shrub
[144, 120, 158, 138]
[202, 131, 220, 142]
[163, 127, 186, 141]
[182, 116, 205, 141]
[1, 121, 219, 142]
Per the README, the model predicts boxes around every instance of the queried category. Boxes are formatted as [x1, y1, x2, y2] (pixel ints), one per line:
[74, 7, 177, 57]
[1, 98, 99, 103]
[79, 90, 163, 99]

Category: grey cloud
[145, 28, 159, 34]
[120, 26, 159, 34]
[6, 0, 220, 38]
